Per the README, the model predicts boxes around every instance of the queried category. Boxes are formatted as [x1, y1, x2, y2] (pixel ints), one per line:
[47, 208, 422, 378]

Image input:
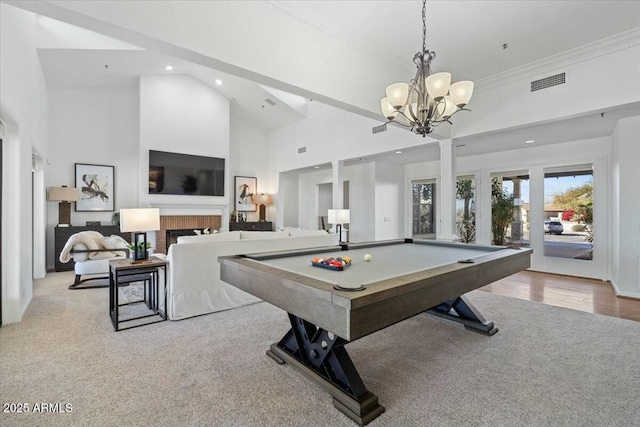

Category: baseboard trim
[609, 279, 640, 300]
[21, 292, 33, 318]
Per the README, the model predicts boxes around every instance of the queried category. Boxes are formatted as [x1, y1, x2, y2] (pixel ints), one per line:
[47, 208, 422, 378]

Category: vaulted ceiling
[11, 0, 640, 163]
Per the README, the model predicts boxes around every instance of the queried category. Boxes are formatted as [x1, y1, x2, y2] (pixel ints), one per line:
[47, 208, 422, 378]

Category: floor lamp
[328, 209, 350, 243]
[120, 208, 160, 263]
[48, 186, 79, 226]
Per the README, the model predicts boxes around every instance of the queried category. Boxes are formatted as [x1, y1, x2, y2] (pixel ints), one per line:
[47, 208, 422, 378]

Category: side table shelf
[109, 258, 168, 332]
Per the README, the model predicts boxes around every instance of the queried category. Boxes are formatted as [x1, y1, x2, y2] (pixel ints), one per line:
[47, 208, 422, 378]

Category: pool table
[219, 239, 532, 425]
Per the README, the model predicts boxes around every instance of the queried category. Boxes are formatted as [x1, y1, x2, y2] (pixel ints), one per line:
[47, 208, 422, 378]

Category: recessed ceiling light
[165, 65, 173, 71]
[314, 166, 320, 169]
[524, 140, 535, 144]
[395, 151, 402, 154]
[215, 79, 223, 85]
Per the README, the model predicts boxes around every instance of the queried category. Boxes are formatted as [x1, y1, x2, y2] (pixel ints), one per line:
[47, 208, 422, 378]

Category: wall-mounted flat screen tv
[148, 150, 225, 196]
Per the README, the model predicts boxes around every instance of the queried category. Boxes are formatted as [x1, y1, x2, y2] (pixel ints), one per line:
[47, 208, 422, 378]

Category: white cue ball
[364, 253, 372, 262]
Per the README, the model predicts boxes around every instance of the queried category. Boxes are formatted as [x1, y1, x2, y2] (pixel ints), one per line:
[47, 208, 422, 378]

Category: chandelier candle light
[380, 0, 474, 136]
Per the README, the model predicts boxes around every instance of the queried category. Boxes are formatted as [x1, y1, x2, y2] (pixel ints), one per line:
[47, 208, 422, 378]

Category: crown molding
[475, 28, 640, 93]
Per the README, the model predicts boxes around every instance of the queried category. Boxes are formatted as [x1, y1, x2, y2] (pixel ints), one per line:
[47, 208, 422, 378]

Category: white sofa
[163, 229, 339, 320]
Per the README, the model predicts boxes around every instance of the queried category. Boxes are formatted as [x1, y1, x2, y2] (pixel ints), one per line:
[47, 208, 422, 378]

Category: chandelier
[380, 0, 474, 136]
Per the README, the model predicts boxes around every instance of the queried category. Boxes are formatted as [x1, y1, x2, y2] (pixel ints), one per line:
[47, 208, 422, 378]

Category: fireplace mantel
[156, 215, 222, 254]
[149, 204, 227, 217]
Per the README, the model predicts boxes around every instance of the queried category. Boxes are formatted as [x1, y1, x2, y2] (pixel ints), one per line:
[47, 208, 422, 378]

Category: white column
[476, 170, 492, 245]
[332, 160, 344, 209]
[331, 160, 347, 241]
[437, 139, 459, 242]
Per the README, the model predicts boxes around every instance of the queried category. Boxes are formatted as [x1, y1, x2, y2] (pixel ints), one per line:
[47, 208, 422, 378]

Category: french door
[411, 180, 436, 238]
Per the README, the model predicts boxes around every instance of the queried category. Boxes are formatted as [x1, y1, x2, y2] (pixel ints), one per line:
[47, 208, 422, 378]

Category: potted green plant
[128, 241, 152, 258]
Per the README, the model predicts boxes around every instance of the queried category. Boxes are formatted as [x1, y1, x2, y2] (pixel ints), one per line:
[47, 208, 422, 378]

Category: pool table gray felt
[219, 239, 532, 341]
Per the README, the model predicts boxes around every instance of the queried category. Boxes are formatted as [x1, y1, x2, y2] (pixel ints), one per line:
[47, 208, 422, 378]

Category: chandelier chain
[422, 0, 426, 54]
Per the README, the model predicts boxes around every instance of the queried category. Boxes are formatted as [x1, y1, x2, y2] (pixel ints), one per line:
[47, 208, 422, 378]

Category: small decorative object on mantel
[194, 228, 217, 235]
[86, 221, 101, 226]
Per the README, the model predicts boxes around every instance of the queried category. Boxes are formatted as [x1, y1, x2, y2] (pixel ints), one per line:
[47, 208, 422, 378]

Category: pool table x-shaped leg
[266, 313, 385, 426]
[427, 295, 498, 336]
[266, 295, 496, 425]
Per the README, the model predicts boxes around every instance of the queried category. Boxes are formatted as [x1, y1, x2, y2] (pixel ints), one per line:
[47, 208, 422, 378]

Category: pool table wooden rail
[219, 241, 532, 342]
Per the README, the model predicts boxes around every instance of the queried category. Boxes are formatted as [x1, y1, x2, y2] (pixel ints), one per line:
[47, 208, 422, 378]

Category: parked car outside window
[544, 220, 564, 235]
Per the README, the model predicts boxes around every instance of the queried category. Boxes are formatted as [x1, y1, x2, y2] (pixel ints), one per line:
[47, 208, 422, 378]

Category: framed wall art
[75, 163, 115, 212]
[234, 176, 257, 212]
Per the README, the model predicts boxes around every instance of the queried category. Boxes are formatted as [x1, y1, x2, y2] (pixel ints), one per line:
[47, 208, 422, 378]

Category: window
[543, 165, 593, 260]
[491, 172, 530, 247]
[412, 181, 435, 237]
[456, 177, 475, 243]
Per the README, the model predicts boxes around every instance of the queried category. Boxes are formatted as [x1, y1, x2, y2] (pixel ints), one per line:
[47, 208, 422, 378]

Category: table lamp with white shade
[119, 208, 160, 262]
[328, 209, 350, 243]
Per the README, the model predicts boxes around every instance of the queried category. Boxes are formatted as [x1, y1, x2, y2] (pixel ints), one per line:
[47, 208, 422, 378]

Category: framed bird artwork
[234, 176, 257, 212]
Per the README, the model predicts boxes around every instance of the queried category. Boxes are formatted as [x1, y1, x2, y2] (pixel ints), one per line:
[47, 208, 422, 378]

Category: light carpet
[1, 271, 639, 426]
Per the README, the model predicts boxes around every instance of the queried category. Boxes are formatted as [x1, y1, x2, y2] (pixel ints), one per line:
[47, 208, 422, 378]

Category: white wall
[298, 169, 332, 231]
[278, 172, 299, 228]
[46, 85, 140, 269]
[374, 162, 404, 240]
[0, 4, 49, 324]
[454, 45, 640, 139]
[288, 162, 377, 242]
[317, 183, 332, 229]
[139, 75, 230, 217]
[268, 100, 431, 237]
[610, 115, 640, 297]
[269, 101, 435, 173]
[46, 76, 239, 269]
[230, 113, 272, 224]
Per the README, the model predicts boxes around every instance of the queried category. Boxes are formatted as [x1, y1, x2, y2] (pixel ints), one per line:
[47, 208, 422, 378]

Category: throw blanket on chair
[59, 231, 120, 263]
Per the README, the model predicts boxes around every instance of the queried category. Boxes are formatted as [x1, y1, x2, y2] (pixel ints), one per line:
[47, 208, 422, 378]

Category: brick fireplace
[156, 215, 222, 254]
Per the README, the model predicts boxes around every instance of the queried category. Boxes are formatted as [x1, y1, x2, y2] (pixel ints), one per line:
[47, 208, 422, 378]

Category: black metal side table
[109, 258, 168, 331]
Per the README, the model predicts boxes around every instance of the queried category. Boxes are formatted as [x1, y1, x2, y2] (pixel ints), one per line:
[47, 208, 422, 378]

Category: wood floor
[479, 270, 640, 322]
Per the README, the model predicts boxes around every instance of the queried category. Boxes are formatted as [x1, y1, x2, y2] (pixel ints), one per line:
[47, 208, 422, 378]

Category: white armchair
[59, 231, 130, 289]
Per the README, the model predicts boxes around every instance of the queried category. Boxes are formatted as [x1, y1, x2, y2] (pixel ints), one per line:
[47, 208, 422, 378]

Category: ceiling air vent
[531, 73, 566, 92]
[372, 124, 387, 134]
[0, 118, 6, 139]
[298, 146, 306, 154]
[264, 98, 277, 106]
